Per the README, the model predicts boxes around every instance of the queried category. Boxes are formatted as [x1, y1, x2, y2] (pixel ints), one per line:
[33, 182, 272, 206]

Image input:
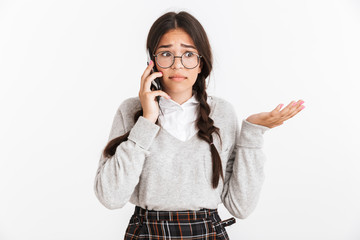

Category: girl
[94, 11, 305, 240]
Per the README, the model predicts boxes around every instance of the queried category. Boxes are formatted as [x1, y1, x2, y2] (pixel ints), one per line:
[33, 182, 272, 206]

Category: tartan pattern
[124, 206, 236, 240]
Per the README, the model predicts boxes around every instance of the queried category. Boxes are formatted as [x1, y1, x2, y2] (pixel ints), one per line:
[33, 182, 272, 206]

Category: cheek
[190, 69, 200, 80]
[155, 63, 164, 73]
[161, 70, 171, 78]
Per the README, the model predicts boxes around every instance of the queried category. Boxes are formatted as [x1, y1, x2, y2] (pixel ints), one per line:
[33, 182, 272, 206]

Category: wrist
[143, 115, 157, 124]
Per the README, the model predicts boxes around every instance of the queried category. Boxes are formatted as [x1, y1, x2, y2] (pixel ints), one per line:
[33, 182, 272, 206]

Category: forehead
[157, 28, 195, 46]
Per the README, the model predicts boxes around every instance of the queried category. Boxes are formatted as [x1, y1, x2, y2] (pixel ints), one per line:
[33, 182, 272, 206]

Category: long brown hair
[103, 11, 224, 189]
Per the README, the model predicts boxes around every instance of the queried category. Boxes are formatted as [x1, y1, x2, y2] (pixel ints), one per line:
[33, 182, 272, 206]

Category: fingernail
[301, 106, 305, 109]
[279, 104, 284, 108]
[150, 60, 153, 64]
[159, 71, 163, 74]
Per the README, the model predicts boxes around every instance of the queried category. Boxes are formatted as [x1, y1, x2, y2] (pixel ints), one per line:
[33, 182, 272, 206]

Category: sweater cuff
[128, 116, 160, 150]
[238, 119, 270, 148]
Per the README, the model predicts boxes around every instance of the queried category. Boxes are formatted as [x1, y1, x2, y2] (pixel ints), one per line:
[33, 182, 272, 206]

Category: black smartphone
[147, 49, 161, 91]
[147, 49, 162, 103]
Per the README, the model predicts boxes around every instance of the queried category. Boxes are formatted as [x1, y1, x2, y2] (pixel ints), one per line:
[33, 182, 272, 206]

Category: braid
[194, 78, 224, 189]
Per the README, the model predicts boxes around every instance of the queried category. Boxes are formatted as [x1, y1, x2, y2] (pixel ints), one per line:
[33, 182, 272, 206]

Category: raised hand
[246, 100, 305, 128]
[139, 60, 171, 123]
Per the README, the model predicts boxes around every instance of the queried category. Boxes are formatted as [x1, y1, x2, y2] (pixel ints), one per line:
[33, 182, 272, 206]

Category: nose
[172, 56, 183, 69]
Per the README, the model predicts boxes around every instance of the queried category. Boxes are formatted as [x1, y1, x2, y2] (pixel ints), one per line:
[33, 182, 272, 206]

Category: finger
[277, 101, 294, 119]
[288, 102, 305, 118]
[140, 60, 155, 91]
[281, 100, 305, 121]
[270, 104, 284, 117]
[275, 103, 284, 111]
[144, 72, 164, 93]
[282, 100, 296, 111]
[288, 100, 305, 114]
[141, 60, 154, 80]
[150, 90, 171, 100]
[280, 100, 301, 115]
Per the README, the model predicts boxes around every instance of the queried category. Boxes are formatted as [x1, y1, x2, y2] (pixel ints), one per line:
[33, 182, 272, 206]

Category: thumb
[157, 90, 171, 99]
[276, 103, 284, 111]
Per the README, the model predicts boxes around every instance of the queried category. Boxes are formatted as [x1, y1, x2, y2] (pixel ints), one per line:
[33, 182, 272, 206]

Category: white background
[1, 0, 360, 239]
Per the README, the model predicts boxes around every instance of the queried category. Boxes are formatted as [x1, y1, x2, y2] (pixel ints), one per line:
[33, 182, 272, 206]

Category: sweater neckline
[159, 127, 199, 144]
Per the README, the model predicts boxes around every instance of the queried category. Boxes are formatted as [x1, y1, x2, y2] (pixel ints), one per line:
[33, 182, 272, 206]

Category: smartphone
[146, 49, 167, 119]
[147, 49, 161, 92]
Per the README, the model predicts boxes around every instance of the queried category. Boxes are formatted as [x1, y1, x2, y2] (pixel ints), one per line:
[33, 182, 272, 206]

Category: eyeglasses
[153, 51, 202, 69]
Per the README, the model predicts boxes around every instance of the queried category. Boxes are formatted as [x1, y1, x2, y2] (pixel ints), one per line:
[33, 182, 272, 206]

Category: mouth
[169, 75, 187, 82]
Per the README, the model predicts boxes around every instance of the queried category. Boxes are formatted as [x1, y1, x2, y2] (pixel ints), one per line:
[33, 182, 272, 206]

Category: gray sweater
[94, 95, 270, 219]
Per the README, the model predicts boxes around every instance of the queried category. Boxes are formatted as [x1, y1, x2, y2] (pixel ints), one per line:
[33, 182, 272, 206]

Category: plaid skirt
[124, 205, 236, 240]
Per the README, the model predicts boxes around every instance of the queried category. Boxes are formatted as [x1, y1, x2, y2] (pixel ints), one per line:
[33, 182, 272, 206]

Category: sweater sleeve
[221, 111, 270, 219]
[94, 102, 160, 210]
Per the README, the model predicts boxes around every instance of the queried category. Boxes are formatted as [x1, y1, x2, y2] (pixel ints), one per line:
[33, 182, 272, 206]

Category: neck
[166, 89, 195, 105]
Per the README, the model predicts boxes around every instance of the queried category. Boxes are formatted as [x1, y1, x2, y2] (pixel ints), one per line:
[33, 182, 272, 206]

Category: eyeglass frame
[152, 51, 203, 69]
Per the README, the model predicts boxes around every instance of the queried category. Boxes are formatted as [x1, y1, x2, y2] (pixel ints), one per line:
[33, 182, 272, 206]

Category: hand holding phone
[139, 50, 170, 123]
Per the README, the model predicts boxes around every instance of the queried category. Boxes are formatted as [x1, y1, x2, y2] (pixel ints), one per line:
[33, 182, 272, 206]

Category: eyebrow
[157, 43, 197, 50]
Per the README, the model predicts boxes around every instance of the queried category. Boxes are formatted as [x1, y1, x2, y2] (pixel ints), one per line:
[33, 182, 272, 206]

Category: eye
[184, 52, 195, 58]
[160, 51, 172, 57]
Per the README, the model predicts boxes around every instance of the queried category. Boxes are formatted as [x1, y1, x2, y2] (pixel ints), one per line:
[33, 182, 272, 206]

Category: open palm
[246, 100, 305, 128]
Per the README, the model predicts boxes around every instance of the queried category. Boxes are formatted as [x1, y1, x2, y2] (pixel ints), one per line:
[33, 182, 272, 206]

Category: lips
[170, 74, 186, 78]
[169, 74, 186, 82]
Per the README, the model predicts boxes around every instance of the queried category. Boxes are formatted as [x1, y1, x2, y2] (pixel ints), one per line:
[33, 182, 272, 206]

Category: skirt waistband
[133, 205, 235, 226]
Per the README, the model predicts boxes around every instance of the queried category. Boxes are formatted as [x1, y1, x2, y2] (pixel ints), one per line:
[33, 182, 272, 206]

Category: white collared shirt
[158, 92, 212, 142]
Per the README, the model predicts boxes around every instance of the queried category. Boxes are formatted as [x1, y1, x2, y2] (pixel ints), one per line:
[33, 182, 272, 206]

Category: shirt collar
[158, 90, 199, 112]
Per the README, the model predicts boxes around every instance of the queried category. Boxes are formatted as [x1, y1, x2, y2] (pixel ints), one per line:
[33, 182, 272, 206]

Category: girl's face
[154, 28, 202, 96]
